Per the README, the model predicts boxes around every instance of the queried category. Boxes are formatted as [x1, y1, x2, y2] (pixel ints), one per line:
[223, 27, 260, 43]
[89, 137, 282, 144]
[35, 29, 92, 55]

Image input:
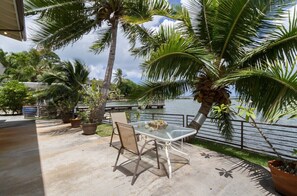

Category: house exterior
[0, 0, 26, 41]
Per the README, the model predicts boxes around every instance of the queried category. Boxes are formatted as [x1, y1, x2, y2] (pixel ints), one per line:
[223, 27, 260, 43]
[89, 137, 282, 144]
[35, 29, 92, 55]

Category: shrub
[0, 80, 32, 114]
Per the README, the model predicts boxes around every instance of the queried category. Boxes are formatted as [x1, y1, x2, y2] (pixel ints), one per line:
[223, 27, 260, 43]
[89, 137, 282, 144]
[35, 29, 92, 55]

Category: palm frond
[172, 5, 197, 40]
[213, 0, 266, 61]
[32, 12, 96, 49]
[25, 0, 79, 15]
[216, 58, 297, 121]
[122, 0, 170, 24]
[122, 23, 157, 55]
[129, 80, 191, 101]
[238, 8, 297, 67]
[126, 24, 176, 57]
[183, 0, 217, 51]
[210, 104, 235, 140]
[142, 28, 217, 81]
[148, 0, 171, 16]
[269, 101, 297, 122]
[90, 27, 112, 54]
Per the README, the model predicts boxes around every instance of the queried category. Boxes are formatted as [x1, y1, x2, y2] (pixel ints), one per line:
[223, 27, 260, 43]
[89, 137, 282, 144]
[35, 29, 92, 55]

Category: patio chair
[110, 112, 128, 148]
[113, 122, 160, 185]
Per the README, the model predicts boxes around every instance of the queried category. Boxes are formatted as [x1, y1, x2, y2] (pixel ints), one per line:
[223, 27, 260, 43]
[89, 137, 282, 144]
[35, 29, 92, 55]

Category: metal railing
[105, 111, 297, 160]
[186, 115, 297, 160]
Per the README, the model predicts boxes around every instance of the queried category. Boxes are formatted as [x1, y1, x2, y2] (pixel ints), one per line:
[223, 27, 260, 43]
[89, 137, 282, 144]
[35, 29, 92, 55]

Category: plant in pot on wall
[80, 82, 102, 135]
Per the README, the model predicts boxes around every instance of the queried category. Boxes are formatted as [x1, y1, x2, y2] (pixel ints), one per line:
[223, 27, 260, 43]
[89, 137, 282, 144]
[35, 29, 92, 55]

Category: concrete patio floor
[0, 119, 279, 196]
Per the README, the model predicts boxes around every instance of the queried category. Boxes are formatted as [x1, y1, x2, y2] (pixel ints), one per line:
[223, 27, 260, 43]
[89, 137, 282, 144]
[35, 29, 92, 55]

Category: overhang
[0, 0, 26, 41]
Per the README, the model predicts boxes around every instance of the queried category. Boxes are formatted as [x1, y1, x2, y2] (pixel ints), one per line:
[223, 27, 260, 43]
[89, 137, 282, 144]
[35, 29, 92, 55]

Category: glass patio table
[130, 121, 196, 178]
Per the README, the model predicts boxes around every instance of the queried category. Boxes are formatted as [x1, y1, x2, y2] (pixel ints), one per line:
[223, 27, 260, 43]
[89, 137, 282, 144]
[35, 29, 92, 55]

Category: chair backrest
[111, 112, 128, 134]
[115, 122, 139, 155]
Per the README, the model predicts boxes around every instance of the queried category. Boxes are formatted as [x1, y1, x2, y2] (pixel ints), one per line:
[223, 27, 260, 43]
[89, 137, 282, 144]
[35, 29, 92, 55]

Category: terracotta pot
[268, 160, 297, 196]
[81, 123, 97, 135]
[70, 119, 81, 128]
[61, 112, 73, 123]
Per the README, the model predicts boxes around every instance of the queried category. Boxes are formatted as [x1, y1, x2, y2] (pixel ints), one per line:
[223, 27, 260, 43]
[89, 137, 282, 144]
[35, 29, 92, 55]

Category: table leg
[170, 144, 190, 164]
[164, 142, 172, 178]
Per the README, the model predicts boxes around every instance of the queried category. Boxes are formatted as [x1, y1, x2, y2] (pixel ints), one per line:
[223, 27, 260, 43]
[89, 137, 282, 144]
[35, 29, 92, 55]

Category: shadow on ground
[38, 126, 82, 136]
[198, 150, 278, 196]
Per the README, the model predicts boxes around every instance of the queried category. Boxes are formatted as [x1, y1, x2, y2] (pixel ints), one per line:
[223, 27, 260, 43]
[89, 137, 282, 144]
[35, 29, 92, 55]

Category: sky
[0, 0, 181, 84]
[0, 0, 295, 84]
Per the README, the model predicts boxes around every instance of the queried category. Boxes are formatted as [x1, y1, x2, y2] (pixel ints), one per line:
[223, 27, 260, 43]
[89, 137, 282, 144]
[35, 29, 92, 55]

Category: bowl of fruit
[147, 120, 168, 130]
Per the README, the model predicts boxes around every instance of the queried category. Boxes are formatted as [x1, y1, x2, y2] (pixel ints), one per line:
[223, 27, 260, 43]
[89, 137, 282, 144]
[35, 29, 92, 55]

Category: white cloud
[143, 16, 164, 28]
[0, 17, 145, 83]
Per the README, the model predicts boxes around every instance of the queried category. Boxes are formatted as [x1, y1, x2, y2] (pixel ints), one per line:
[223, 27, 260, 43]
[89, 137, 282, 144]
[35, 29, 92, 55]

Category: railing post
[241, 121, 244, 150]
[186, 115, 188, 127]
[182, 115, 185, 127]
[152, 113, 155, 120]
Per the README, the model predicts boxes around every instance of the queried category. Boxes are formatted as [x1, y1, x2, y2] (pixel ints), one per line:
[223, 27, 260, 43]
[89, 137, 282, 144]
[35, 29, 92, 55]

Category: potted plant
[268, 159, 297, 196]
[80, 82, 102, 135]
[70, 115, 81, 128]
[239, 108, 297, 196]
[267, 148, 297, 196]
[56, 100, 75, 123]
[212, 104, 297, 195]
[79, 111, 96, 134]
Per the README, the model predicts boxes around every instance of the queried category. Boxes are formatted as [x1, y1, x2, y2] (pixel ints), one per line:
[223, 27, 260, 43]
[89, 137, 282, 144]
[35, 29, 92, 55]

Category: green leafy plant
[80, 81, 102, 123]
[0, 80, 32, 114]
[210, 104, 234, 140]
[38, 60, 89, 120]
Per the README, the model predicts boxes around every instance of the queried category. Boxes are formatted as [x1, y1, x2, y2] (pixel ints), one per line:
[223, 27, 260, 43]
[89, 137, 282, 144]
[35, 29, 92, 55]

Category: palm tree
[25, 0, 171, 122]
[40, 59, 89, 119]
[130, 0, 297, 136]
[113, 68, 125, 86]
[0, 48, 60, 82]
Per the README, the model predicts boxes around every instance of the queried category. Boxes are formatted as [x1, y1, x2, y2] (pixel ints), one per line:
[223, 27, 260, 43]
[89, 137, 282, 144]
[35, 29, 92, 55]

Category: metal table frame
[131, 121, 196, 178]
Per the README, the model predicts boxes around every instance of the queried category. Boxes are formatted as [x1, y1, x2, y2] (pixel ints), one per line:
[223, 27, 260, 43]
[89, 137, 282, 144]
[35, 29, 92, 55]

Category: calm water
[141, 99, 297, 158]
[141, 99, 297, 126]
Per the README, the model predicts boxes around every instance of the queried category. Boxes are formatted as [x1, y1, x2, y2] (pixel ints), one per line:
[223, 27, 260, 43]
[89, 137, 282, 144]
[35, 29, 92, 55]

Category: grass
[96, 124, 113, 137]
[191, 138, 275, 167]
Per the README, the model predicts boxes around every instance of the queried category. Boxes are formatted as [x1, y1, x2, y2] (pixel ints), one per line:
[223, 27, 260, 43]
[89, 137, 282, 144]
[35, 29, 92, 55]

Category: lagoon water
[141, 99, 297, 159]
[142, 99, 297, 126]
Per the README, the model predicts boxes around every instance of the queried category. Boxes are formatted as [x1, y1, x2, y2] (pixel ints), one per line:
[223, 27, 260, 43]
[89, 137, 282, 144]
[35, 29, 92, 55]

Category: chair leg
[110, 130, 115, 147]
[113, 148, 122, 172]
[131, 155, 142, 185]
[155, 141, 160, 169]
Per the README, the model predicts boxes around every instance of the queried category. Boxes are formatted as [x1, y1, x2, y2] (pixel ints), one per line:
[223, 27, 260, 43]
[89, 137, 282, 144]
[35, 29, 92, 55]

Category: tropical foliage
[112, 68, 139, 97]
[113, 68, 125, 86]
[0, 80, 34, 114]
[80, 80, 102, 123]
[25, 0, 171, 122]
[38, 60, 89, 118]
[130, 0, 297, 137]
[0, 48, 60, 82]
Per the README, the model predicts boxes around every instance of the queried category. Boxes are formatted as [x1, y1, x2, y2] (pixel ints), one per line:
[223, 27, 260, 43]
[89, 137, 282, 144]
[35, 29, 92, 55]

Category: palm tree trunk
[183, 100, 213, 142]
[188, 100, 213, 132]
[97, 20, 119, 123]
